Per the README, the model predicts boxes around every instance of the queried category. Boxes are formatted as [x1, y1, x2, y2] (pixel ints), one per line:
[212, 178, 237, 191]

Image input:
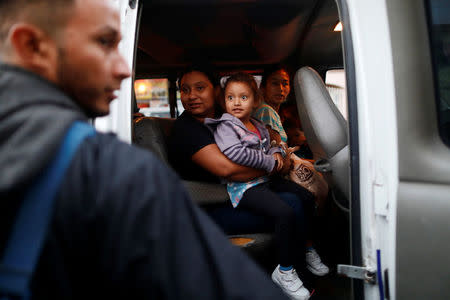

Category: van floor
[241, 202, 352, 300]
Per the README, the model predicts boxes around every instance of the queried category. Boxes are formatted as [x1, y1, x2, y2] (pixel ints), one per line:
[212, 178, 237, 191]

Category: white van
[99, 0, 450, 299]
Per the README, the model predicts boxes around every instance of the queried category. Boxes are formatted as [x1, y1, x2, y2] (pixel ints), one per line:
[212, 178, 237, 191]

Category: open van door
[342, 0, 450, 299]
[388, 1, 450, 299]
[94, 0, 140, 143]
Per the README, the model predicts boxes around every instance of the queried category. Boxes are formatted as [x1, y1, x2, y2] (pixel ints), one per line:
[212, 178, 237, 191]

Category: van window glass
[426, 0, 450, 146]
[134, 79, 184, 118]
[325, 69, 348, 120]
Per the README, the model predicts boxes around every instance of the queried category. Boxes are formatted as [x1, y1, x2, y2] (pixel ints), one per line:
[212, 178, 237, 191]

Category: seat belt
[0, 121, 95, 300]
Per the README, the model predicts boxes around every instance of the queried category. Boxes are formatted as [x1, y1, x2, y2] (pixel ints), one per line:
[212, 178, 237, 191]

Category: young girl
[205, 73, 328, 300]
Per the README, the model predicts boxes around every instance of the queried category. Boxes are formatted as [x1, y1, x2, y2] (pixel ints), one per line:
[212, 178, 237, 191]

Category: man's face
[56, 0, 130, 116]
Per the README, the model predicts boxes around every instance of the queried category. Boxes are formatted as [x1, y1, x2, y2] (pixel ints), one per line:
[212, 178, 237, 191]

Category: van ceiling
[136, 0, 342, 76]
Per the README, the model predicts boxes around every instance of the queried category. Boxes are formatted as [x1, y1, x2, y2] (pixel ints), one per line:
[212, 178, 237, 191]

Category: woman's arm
[192, 144, 267, 182]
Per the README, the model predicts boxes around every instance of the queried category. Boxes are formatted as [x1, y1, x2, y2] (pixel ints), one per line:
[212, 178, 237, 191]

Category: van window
[325, 69, 347, 120]
[134, 78, 184, 117]
[425, 0, 450, 146]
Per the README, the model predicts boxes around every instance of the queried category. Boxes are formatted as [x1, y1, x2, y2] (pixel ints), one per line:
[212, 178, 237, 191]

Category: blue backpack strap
[0, 121, 95, 299]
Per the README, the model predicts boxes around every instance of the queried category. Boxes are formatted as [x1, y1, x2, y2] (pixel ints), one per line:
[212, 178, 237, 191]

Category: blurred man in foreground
[0, 0, 287, 298]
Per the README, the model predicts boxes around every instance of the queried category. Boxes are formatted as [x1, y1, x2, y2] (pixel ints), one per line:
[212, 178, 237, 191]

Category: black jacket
[0, 64, 287, 299]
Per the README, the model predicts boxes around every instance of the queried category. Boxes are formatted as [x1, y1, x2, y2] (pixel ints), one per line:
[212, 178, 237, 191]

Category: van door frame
[336, 0, 364, 299]
[94, 0, 140, 143]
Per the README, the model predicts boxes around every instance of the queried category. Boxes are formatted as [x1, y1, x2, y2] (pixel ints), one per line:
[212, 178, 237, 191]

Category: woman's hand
[287, 145, 300, 153]
[272, 153, 284, 172]
[278, 146, 299, 175]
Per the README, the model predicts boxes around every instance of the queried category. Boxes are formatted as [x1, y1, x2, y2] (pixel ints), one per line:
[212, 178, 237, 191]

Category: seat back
[133, 116, 175, 165]
[132, 116, 230, 205]
[293, 66, 350, 200]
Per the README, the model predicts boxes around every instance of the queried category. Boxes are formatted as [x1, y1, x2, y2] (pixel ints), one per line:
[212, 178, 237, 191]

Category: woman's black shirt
[168, 111, 220, 183]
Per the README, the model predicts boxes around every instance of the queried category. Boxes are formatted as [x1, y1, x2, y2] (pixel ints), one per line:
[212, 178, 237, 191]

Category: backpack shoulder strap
[0, 121, 95, 299]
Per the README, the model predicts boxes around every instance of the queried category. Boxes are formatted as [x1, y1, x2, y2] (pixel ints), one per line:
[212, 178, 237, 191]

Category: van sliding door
[390, 1, 450, 299]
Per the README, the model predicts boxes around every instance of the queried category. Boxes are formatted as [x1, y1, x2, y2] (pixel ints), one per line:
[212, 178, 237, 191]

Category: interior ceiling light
[333, 21, 342, 32]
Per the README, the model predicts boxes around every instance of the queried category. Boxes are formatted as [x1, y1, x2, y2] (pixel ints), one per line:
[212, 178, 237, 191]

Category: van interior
[132, 0, 352, 298]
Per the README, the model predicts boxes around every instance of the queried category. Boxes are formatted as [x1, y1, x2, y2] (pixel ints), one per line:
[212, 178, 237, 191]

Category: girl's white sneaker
[271, 265, 310, 300]
[306, 248, 330, 276]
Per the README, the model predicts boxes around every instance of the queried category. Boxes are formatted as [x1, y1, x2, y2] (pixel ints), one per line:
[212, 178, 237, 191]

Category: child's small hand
[272, 153, 284, 172]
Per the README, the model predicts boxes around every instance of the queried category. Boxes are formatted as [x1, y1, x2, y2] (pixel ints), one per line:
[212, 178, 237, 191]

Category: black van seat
[133, 116, 230, 205]
[133, 116, 174, 165]
[182, 180, 230, 205]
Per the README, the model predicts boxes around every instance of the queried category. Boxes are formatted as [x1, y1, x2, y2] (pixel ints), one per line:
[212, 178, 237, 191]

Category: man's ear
[9, 24, 58, 80]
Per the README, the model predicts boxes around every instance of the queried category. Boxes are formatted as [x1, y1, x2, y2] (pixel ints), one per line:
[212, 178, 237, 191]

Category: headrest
[294, 67, 348, 159]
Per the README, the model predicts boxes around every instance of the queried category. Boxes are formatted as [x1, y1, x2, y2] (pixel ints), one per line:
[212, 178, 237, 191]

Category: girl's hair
[223, 72, 263, 108]
[260, 64, 291, 88]
[177, 63, 219, 88]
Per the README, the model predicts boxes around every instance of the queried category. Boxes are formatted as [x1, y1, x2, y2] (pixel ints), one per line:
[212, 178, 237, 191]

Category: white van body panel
[346, 0, 398, 298]
[94, 0, 139, 143]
